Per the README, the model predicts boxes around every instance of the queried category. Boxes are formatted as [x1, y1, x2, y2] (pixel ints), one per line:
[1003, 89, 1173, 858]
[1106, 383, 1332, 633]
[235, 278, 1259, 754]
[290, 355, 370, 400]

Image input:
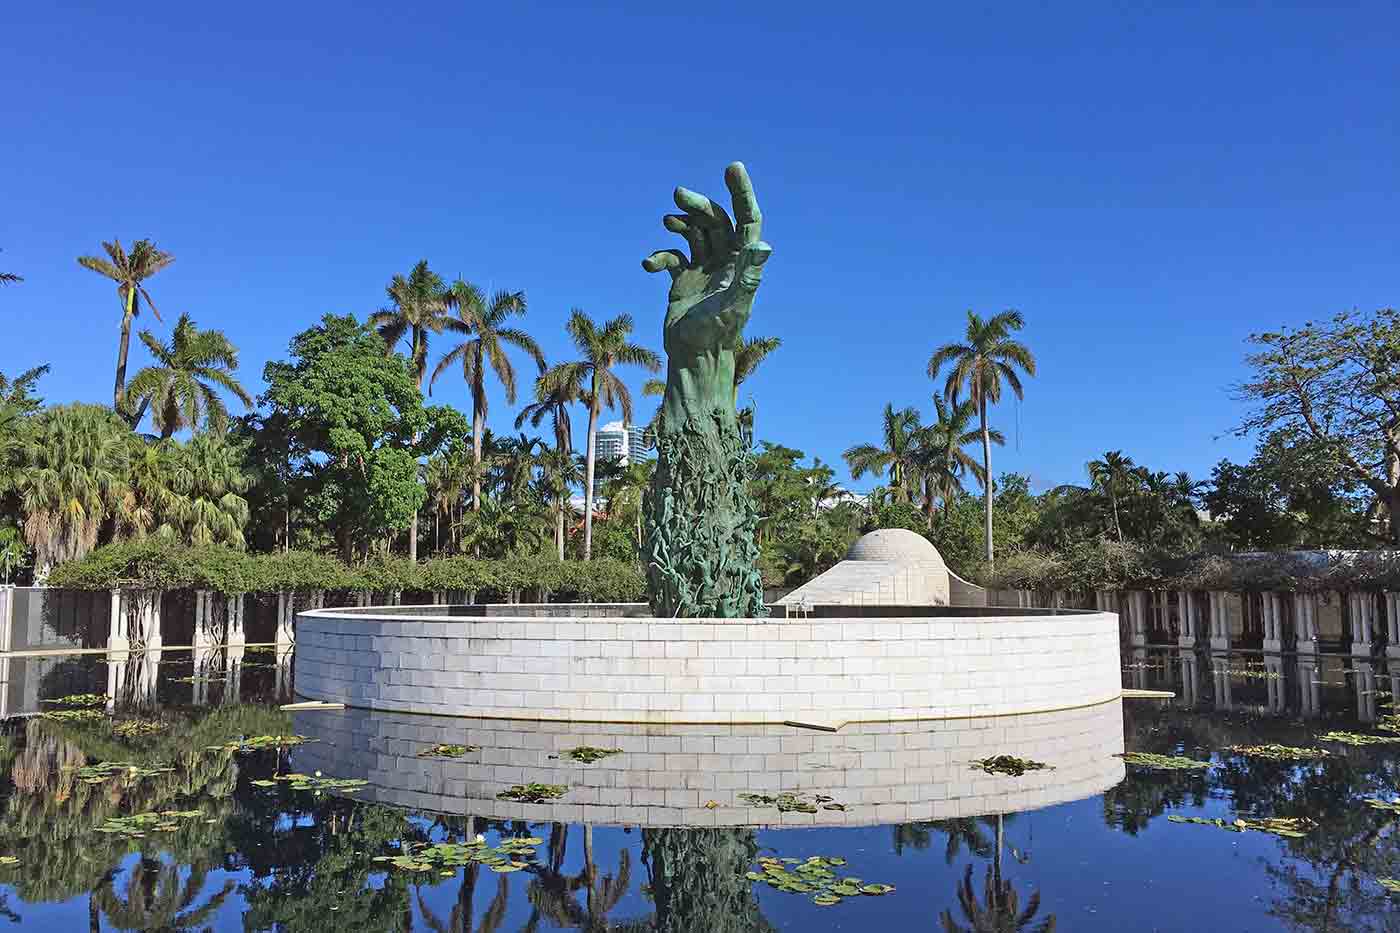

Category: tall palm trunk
[471, 407, 484, 513]
[114, 286, 136, 418]
[980, 393, 993, 566]
[583, 383, 600, 561]
[408, 335, 423, 562]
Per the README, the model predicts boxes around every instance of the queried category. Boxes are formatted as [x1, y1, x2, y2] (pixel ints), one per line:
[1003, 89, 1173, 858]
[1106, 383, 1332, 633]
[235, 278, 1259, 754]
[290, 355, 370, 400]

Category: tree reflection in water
[637, 828, 773, 933]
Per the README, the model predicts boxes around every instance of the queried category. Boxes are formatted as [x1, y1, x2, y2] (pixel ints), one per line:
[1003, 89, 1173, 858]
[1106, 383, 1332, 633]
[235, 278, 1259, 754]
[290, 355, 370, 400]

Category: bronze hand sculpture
[641, 162, 769, 618]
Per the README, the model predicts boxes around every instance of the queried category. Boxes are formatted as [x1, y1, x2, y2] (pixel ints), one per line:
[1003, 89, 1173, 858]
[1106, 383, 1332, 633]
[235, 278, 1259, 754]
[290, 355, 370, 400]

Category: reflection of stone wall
[291, 699, 1125, 828]
[294, 609, 1122, 724]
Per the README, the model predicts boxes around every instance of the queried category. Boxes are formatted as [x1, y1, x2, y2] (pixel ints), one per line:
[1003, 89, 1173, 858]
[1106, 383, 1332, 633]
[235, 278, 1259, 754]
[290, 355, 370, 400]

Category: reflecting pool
[0, 646, 1397, 930]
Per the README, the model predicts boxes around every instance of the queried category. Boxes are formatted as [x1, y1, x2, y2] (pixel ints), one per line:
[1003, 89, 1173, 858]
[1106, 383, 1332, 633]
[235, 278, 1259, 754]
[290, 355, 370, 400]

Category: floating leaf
[1366, 798, 1400, 813]
[813, 894, 841, 905]
[737, 790, 843, 813]
[1382, 879, 1400, 893]
[1167, 814, 1317, 838]
[251, 771, 366, 793]
[0, 856, 18, 867]
[861, 883, 896, 895]
[95, 810, 205, 839]
[40, 693, 106, 708]
[1116, 752, 1212, 771]
[417, 743, 479, 758]
[1318, 731, 1400, 747]
[559, 746, 622, 764]
[1227, 744, 1330, 761]
[970, 755, 1054, 777]
[496, 783, 566, 803]
[206, 735, 313, 753]
[40, 708, 107, 725]
[66, 761, 174, 783]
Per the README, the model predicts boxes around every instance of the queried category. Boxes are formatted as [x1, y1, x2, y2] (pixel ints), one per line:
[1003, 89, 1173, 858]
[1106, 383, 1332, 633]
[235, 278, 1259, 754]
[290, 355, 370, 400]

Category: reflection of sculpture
[640, 163, 770, 618]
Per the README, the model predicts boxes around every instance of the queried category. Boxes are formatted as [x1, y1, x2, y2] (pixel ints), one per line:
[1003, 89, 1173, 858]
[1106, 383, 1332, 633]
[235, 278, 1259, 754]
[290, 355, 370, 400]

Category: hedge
[45, 539, 647, 602]
[980, 538, 1400, 594]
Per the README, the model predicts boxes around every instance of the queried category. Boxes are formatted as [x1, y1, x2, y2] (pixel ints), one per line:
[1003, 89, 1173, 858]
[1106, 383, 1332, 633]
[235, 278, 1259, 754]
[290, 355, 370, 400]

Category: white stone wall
[776, 561, 951, 607]
[291, 698, 1125, 827]
[294, 609, 1122, 725]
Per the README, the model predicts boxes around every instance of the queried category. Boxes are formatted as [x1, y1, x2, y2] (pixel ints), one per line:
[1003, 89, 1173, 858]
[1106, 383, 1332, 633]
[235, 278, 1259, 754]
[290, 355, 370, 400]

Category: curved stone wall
[291, 699, 1125, 827]
[293, 606, 1122, 724]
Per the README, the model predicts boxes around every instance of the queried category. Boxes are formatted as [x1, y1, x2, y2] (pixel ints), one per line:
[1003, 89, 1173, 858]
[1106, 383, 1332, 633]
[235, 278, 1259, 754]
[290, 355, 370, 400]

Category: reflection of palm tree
[416, 867, 509, 933]
[525, 825, 632, 931]
[939, 863, 1055, 932]
[93, 858, 235, 931]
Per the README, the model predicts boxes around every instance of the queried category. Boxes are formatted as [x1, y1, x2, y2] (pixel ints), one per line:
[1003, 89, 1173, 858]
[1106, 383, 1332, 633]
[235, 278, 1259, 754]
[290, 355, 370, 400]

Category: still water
[0, 646, 1396, 931]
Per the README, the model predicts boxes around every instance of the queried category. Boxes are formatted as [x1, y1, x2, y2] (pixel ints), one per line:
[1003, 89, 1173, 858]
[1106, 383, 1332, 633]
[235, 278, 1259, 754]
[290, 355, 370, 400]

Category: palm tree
[369, 260, 449, 561]
[517, 379, 578, 558]
[928, 310, 1037, 567]
[76, 238, 174, 425]
[169, 434, 251, 547]
[733, 334, 782, 388]
[537, 310, 661, 560]
[602, 458, 654, 547]
[843, 403, 922, 504]
[917, 395, 1000, 529]
[14, 404, 128, 577]
[535, 448, 582, 559]
[0, 249, 20, 285]
[125, 313, 252, 438]
[426, 449, 470, 553]
[1086, 451, 1136, 544]
[431, 281, 543, 523]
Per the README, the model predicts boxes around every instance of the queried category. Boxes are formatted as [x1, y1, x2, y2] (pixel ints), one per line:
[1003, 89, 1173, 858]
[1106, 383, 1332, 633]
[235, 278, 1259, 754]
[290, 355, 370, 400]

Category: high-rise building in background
[592, 420, 651, 496]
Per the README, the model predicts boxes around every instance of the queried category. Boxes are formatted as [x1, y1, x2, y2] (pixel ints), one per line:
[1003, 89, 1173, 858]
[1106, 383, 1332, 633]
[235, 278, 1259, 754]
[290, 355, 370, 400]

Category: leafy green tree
[126, 313, 253, 437]
[844, 403, 922, 504]
[432, 281, 542, 521]
[12, 404, 129, 577]
[261, 314, 428, 560]
[169, 434, 251, 547]
[1087, 450, 1135, 544]
[1236, 307, 1400, 542]
[538, 310, 660, 560]
[928, 310, 1037, 567]
[0, 525, 27, 584]
[76, 239, 174, 425]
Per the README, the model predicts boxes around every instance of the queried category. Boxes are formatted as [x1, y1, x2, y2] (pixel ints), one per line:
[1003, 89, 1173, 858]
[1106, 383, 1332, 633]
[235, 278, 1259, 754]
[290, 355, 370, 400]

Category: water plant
[971, 756, 1053, 777]
[1116, 752, 1212, 771]
[207, 734, 312, 753]
[1167, 815, 1317, 838]
[1365, 798, 1400, 813]
[250, 771, 367, 794]
[112, 719, 166, 739]
[558, 745, 622, 763]
[497, 783, 566, 802]
[1227, 744, 1330, 761]
[67, 761, 175, 784]
[417, 743, 479, 758]
[746, 854, 895, 905]
[738, 791, 846, 813]
[95, 810, 206, 839]
[373, 835, 543, 874]
[1318, 731, 1400, 746]
[40, 693, 106, 708]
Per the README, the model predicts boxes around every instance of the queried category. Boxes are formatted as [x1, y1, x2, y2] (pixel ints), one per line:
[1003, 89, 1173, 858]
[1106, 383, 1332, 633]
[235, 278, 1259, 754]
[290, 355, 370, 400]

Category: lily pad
[40, 708, 108, 725]
[206, 735, 313, 753]
[112, 719, 166, 739]
[417, 743, 479, 758]
[813, 894, 841, 905]
[1318, 731, 1400, 747]
[971, 755, 1054, 777]
[861, 883, 896, 895]
[1227, 744, 1330, 761]
[1366, 798, 1400, 813]
[1382, 879, 1400, 893]
[40, 693, 106, 708]
[251, 771, 366, 794]
[66, 761, 174, 783]
[96, 810, 204, 839]
[558, 746, 623, 764]
[0, 856, 18, 867]
[737, 791, 843, 813]
[745, 854, 893, 904]
[1116, 752, 1212, 771]
[1167, 814, 1317, 838]
[496, 783, 566, 803]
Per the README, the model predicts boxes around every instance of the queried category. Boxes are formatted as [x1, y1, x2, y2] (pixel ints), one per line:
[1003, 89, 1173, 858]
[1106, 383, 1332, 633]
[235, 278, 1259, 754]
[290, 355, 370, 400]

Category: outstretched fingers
[642, 249, 687, 277]
[725, 162, 762, 246]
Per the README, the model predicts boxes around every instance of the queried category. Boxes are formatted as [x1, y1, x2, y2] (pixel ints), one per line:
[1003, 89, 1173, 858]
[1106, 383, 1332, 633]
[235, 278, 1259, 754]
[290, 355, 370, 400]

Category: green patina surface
[641, 162, 770, 618]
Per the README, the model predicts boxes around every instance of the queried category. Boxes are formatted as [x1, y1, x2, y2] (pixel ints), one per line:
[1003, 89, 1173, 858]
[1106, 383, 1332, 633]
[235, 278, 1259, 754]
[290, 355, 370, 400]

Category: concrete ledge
[290, 698, 1126, 827]
[293, 605, 1122, 724]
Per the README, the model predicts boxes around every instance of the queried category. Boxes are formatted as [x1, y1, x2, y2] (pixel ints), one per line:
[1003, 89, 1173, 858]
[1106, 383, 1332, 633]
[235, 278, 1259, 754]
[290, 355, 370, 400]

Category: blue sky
[3, 1, 1396, 493]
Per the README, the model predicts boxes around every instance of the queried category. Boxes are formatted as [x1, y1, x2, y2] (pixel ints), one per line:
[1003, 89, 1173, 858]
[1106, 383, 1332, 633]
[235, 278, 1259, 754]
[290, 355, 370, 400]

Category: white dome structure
[844, 528, 948, 565]
[777, 529, 965, 609]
